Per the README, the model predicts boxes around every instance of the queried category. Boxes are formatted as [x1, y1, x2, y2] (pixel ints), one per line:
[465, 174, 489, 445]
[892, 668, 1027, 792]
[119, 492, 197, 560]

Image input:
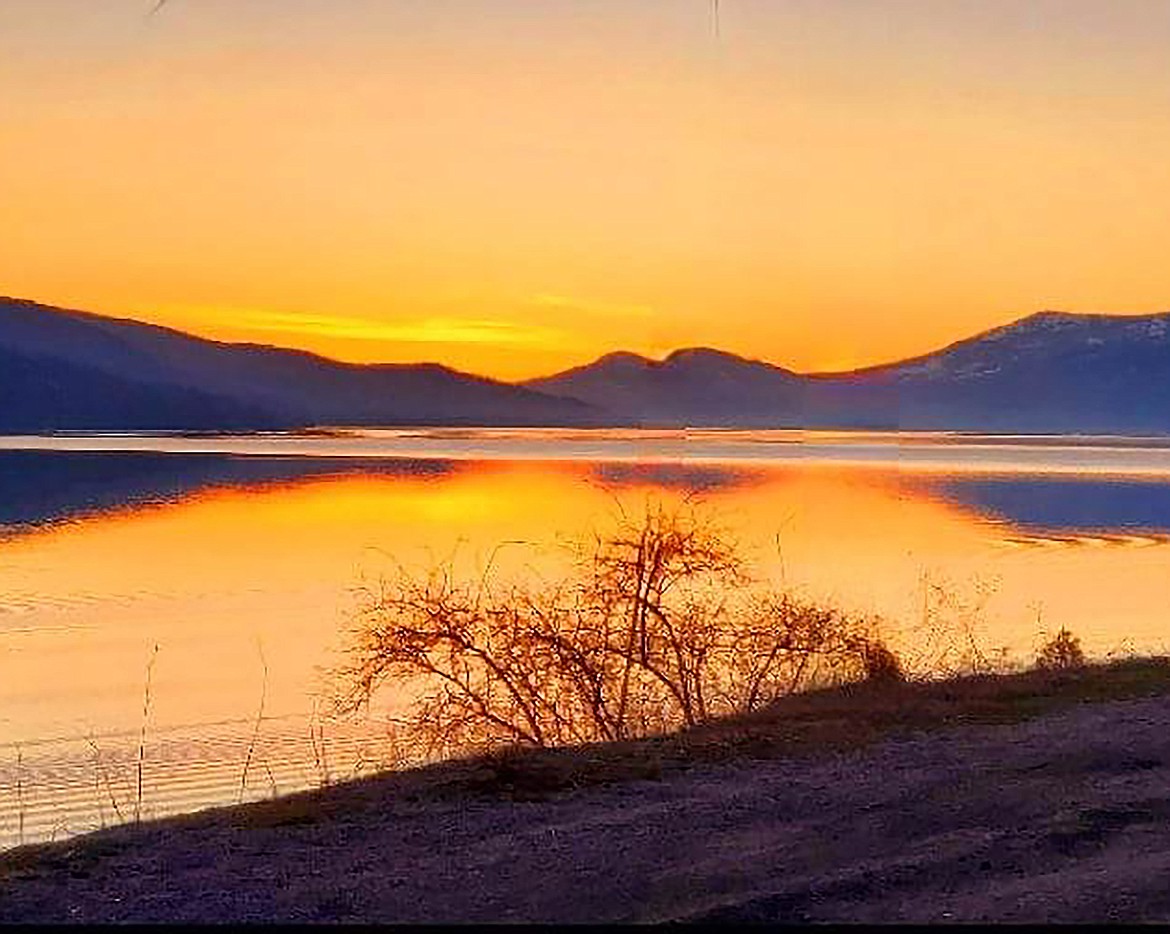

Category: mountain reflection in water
[928, 475, 1170, 537]
[0, 451, 461, 531]
[7, 448, 1170, 540]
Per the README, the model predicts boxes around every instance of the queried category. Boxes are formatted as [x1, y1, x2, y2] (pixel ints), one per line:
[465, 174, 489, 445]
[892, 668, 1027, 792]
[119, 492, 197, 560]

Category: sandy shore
[3, 687, 1170, 923]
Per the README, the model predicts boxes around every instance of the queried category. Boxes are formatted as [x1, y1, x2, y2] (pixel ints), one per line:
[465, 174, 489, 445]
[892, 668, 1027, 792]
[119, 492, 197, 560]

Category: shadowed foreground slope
[4, 661, 1170, 923]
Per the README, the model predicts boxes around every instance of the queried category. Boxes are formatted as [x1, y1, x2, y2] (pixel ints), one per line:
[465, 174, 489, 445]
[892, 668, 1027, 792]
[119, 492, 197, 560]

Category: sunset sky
[3, 0, 1170, 380]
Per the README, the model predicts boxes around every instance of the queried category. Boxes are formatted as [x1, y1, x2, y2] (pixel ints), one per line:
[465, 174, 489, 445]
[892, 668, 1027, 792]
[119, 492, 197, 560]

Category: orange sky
[3, 1, 1170, 380]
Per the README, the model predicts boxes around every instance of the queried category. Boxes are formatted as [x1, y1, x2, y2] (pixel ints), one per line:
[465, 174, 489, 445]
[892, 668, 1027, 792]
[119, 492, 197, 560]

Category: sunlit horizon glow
[3, 0, 1170, 380]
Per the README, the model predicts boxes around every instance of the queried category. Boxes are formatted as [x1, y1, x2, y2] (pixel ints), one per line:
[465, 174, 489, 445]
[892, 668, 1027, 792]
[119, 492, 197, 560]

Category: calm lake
[3, 428, 1170, 847]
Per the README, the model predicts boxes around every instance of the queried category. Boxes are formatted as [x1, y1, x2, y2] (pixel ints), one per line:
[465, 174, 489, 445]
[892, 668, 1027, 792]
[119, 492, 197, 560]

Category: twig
[239, 639, 269, 803]
[136, 644, 160, 824]
[317, 721, 331, 787]
[264, 762, 279, 799]
[308, 701, 332, 789]
[15, 746, 25, 847]
[86, 736, 125, 826]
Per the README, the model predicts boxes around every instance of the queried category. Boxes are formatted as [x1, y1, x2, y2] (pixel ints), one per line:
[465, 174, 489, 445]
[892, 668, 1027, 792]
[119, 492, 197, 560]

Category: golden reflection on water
[4, 459, 1170, 737]
[2, 457, 1170, 845]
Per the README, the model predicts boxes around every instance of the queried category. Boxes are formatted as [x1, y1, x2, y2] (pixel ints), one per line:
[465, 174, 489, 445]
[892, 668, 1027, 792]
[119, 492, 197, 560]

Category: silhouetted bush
[335, 502, 891, 757]
[1035, 628, 1086, 672]
[858, 638, 905, 685]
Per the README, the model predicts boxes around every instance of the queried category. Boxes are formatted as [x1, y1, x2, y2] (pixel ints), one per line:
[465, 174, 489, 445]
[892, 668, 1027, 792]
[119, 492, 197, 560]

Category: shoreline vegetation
[3, 657, 1170, 922]
[4, 503, 1169, 921]
[334, 502, 906, 757]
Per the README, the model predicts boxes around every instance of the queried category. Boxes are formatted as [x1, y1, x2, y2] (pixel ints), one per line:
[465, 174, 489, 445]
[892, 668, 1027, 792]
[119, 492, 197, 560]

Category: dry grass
[433, 655, 1170, 800]
[265, 654, 1170, 807]
[4, 655, 1170, 872]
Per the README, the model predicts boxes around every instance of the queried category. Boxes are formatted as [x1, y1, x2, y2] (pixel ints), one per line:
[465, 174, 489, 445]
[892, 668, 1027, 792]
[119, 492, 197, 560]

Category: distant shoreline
[8, 428, 1170, 478]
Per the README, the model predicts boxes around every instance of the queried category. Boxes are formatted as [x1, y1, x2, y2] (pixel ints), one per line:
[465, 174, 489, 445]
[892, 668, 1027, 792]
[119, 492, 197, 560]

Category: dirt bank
[4, 666, 1170, 923]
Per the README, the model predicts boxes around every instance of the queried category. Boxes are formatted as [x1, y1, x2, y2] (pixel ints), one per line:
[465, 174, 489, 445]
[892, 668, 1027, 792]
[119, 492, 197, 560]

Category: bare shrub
[903, 570, 1001, 678]
[1035, 628, 1086, 672]
[857, 637, 905, 685]
[334, 501, 885, 758]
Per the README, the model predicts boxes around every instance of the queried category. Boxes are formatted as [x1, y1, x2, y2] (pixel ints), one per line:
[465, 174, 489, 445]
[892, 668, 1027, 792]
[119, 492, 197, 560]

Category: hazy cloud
[529, 294, 655, 319]
[234, 309, 568, 347]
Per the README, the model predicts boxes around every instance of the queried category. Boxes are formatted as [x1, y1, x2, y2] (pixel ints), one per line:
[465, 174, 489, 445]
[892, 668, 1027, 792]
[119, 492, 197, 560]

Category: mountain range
[526, 311, 1170, 433]
[0, 297, 599, 431]
[4, 296, 1170, 434]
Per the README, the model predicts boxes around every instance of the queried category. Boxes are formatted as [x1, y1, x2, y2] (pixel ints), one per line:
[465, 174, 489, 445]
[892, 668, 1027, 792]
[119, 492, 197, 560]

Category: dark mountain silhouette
[0, 345, 282, 431]
[0, 298, 601, 432]
[528, 311, 1170, 433]
[526, 348, 806, 425]
[7, 297, 1170, 433]
[811, 310, 1170, 432]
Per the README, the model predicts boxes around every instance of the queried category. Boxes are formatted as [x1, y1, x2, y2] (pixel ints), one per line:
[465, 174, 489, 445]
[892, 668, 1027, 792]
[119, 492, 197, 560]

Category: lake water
[3, 428, 1170, 848]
